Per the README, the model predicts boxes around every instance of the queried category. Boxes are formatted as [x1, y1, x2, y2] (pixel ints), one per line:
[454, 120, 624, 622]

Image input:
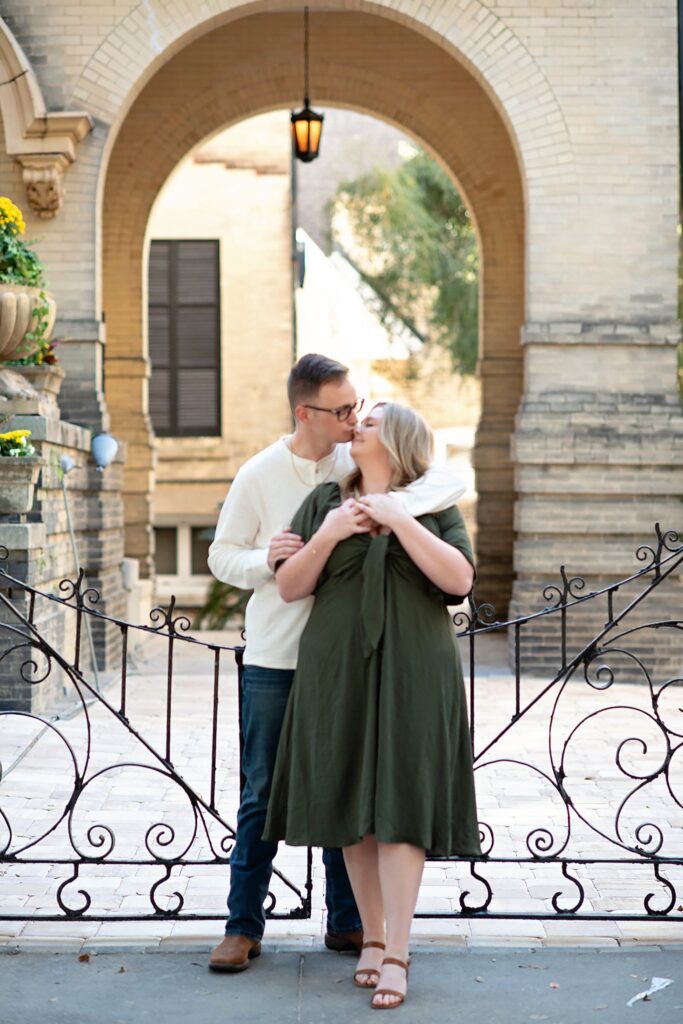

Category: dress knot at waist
[360, 532, 390, 657]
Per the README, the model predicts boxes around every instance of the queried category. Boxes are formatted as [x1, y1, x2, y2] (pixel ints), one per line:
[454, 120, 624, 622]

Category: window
[153, 525, 214, 578]
[154, 527, 178, 574]
[148, 239, 221, 436]
[191, 526, 214, 576]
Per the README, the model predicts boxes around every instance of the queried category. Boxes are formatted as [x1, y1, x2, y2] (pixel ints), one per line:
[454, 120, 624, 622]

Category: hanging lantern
[291, 103, 324, 163]
[292, 8, 324, 162]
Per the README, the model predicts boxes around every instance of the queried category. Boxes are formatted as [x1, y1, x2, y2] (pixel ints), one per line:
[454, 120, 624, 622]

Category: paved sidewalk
[1, 628, 682, 947]
[2, 946, 681, 1024]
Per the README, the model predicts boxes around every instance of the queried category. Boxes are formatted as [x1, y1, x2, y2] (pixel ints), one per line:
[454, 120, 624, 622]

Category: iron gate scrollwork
[0, 558, 311, 922]
[0, 524, 681, 923]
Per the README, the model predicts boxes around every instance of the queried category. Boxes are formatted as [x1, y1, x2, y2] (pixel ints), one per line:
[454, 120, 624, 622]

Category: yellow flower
[0, 429, 31, 440]
[0, 196, 26, 235]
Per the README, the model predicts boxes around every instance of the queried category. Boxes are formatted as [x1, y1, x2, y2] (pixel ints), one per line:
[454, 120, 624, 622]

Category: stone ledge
[518, 394, 681, 412]
[522, 322, 681, 346]
[3, 415, 91, 449]
[515, 464, 683, 496]
[53, 322, 105, 344]
[513, 496, 683, 535]
[0, 523, 46, 550]
[512, 535, 683, 576]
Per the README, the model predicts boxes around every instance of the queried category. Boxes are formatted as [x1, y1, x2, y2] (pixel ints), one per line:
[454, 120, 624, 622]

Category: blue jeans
[225, 664, 361, 940]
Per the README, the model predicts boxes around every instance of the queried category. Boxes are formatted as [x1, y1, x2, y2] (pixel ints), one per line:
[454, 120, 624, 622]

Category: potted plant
[0, 196, 58, 388]
[0, 427, 44, 515]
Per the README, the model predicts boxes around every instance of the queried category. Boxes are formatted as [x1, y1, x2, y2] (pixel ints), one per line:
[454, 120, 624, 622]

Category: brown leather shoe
[324, 928, 364, 954]
[208, 934, 262, 972]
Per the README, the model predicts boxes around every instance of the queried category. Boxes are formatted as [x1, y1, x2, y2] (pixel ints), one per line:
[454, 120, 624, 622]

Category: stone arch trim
[102, 9, 525, 609]
[71, 0, 577, 204]
[0, 16, 93, 217]
[0, 14, 45, 146]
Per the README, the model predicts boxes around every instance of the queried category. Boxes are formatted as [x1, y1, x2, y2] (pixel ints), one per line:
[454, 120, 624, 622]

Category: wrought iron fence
[0, 524, 681, 924]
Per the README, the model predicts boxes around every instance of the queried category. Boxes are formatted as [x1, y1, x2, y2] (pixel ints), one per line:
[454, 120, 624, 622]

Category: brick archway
[102, 8, 526, 612]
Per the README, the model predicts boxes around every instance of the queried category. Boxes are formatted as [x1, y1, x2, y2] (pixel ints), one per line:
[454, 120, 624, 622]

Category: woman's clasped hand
[355, 491, 408, 530]
[319, 496, 375, 541]
[320, 493, 409, 544]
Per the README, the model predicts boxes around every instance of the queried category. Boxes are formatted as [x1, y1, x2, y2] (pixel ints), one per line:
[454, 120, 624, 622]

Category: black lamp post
[291, 7, 324, 162]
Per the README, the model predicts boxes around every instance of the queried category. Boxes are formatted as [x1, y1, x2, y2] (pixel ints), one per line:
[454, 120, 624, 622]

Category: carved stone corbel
[15, 153, 70, 219]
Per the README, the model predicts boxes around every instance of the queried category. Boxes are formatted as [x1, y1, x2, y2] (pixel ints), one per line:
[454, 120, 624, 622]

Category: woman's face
[350, 405, 386, 462]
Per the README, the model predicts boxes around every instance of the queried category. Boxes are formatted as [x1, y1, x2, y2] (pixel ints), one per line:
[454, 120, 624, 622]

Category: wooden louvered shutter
[148, 240, 221, 436]
[148, 241, 172, 433]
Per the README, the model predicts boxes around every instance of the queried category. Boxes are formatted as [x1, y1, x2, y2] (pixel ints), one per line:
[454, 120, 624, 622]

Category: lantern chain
[304, 6, 310, 106]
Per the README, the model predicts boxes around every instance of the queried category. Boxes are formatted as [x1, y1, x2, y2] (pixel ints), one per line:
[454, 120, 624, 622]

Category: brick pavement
[1, 630, 681, 950]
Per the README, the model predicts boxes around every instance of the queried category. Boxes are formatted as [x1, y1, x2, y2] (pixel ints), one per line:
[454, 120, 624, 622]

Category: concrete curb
[2, 935, 683, 955]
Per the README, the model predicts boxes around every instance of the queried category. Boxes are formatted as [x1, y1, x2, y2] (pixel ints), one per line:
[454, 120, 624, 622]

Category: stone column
[473, 355, 524, 617]
[510, 322, 683, 680]
[54, 319, 109, 432]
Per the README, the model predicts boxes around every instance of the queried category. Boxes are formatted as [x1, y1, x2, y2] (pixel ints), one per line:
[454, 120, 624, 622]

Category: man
[207, 354, 465, 972]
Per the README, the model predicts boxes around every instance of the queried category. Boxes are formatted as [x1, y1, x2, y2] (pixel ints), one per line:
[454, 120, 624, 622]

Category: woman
[263, 403, 481, 1009]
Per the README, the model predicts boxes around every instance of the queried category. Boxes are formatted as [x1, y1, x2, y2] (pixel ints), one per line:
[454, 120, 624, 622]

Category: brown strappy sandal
[353, 941, 386, 988]
[371, 956, 409, 1009]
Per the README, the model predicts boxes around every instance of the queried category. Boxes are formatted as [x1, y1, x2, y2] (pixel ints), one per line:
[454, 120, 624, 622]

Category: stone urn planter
[0, 455, 44, 514]
[0, 284, 59, 414]
[0, 284, 57, 363]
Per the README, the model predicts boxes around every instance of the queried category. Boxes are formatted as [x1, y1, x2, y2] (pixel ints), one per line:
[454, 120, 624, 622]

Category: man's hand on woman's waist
[267, 528, 304, 572]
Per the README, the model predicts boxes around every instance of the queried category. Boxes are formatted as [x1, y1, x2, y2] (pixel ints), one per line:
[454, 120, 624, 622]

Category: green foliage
[193, 578, 252, 630]
[0, 231, 45, 287]
[333, 149, 479, 375]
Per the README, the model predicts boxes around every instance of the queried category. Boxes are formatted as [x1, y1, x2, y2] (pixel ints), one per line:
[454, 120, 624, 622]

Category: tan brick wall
[4, 1, 676, 320]
[2, 0, 675, 333]
[96, 9, 524, 592]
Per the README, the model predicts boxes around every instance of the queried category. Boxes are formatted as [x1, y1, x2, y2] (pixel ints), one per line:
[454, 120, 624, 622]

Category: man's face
[297, 377, 361, 445]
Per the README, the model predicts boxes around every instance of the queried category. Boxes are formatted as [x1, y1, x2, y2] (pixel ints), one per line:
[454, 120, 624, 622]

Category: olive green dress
[263, 482, 482, 858]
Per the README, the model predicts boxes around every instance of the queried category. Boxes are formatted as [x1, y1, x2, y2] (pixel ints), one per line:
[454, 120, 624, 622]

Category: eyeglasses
[303, 398, 365, 422]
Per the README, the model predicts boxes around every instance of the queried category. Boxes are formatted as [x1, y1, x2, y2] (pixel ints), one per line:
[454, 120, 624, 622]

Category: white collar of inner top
[282, 437, 339, 466]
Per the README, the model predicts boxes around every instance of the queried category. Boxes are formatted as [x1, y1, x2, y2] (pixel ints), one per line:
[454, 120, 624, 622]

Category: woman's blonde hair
[344, 402, 434, 494]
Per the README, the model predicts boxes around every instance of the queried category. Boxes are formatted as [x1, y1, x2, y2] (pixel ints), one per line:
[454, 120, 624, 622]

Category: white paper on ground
[626, 977, 674, 1007]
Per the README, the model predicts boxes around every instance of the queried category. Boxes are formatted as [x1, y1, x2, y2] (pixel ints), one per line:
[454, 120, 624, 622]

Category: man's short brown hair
[287, 353, 349, 412]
